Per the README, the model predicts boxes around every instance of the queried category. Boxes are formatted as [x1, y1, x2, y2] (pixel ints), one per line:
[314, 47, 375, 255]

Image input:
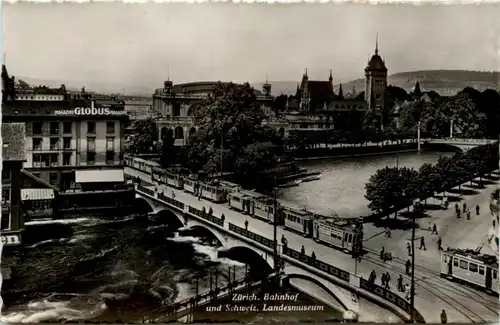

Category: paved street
[126, 167, 499, 323]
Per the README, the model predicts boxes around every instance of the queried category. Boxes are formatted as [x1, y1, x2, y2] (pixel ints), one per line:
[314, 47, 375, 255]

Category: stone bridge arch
[134, 193, 185, 225]
[219, 245, 274, 272]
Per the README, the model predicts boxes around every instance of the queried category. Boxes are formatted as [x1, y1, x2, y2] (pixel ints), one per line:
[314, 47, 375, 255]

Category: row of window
[446, 255, 499, 279]
[31, 137, 115, 151]
[1, 188, 11, 230]
[285, 214, 308, 224]
[32, 121, 116, 135]
[33, 151, 117, 167]
[2, 168, 10, 182]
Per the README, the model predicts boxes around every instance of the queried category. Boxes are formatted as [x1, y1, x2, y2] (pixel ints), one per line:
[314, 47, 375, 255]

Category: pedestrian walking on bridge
[244, 220, 249, 230]
[384, 272, 391, 290]
[407, 242, 412, 256]
[431, 223, 438, 235]
[420, 236, 426, 250]
[440, 309, 447, 324]
[467, 209, 471, 220]
[405, 259, 411, 275]
[476, 205, 480, 216]
[437, 236, 442, 251]
[463, 202, 467, 212]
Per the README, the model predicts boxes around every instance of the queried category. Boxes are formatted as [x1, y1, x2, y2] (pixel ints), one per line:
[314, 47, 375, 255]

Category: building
[1, 123, 27, 247]
[153, 81, 275, 146]
[283, 38, 387, 131]
[1, 65, 129, 193]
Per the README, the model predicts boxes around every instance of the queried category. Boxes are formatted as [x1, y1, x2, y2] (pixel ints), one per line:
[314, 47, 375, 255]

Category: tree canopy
[184, 82, 282, 183]
[125, 117, 158, 155]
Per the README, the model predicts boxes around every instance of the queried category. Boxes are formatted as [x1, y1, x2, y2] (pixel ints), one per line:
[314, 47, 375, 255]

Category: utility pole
[273, 176, 279, 277]
[417, 121, 421, 152]
[220, 131, 223, 179]
[410, 199, 419, 322]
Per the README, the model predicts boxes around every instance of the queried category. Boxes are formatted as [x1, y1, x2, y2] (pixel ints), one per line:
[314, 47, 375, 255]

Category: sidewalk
[127, 167, 499, 323]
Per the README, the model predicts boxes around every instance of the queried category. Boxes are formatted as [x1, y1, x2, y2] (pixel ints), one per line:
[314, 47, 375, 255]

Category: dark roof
[366, 54, 387, 72]
[16, 86, 66, 95]
[307, 81, 335, 103]
[157, 81, 264, 96]
[2, 123, 27, 161]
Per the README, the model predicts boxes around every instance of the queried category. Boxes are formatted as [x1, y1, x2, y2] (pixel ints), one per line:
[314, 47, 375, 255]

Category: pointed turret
[414, 81, 422, 97]
[329, 69, 333, 84]
[338, 83, 344, 99]
[295, 83, 301, 99]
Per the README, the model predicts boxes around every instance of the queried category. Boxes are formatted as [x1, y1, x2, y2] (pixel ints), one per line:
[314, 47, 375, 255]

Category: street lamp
[272, 176, 279, 277]
[410, 197, 420, 323]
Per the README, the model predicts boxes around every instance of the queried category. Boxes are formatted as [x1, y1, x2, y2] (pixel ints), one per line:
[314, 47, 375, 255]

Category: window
[33, 154, 42, 167]
[106, 151, 115, 164]
[479, 266, 485, 275]
[50, 122, 59, 135]
[63, 153, 72, 166]
[87, 151, 96, 164]
[41, 154, 51, 167]
[50, 138, 59, 150]
[1, 188, 10, 205]
[33, 122, 42, 135]
[469, 263, 478, 273]
[87, 137, 96, 152]
[106, 137, 114, 152]
[33, 138, 42, 150]
[87, 121, 96, 134]
[50, 154, 59, 167]
[2, 168, 10, 182]
[49, 172, 58, 186]
[453, 258, 459, 267]
[63, 121, 72, 134]
[106, 122, 115, 134]
[459, 260, 468, 270]
[63, 137, 71, 150]
[375, 94, 381, 100]
[494, 270, 498, 280]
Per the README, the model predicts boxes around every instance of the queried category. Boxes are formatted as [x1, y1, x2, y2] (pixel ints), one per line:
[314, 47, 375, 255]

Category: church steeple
[375, 32, 379, 55]
[329, 69, 333, 84]
[338, 83, 344, 99]
[295, 83, 300, 98]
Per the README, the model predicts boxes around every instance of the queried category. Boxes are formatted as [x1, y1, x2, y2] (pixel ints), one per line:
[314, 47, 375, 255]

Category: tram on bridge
[440, 248, 499, 295]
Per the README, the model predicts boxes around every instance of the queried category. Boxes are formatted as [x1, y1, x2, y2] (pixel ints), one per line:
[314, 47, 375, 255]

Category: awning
[21, 188, 55, 201]
[75, 169, 125, 183]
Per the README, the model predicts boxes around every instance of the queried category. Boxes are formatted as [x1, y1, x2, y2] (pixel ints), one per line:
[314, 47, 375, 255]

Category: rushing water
[277, 151, 455, 218]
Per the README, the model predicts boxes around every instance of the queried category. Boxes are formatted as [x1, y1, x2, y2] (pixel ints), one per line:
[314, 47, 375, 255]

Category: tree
[365, 167, 404, 215]
[186, 82, 282, 181]
[417, 163, 441, 202]
[159, 129, 175, 168]
[126, 118, 158, 154]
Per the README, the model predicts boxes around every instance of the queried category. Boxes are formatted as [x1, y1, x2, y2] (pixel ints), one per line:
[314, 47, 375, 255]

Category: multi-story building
[1, 123, 27, 247]
[1, 65, 129, 193]
[153, 81, 275, 146]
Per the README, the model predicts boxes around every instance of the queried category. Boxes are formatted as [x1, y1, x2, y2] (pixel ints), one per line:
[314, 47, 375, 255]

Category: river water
[0, 151, 450, 323]
[277, 151, 454, 218]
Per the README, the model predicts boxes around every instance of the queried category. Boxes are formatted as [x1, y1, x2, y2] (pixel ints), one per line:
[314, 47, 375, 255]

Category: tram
[281, 206, 315, 237]
[313, 219, 362, 253]
[440, 248, 499, 295]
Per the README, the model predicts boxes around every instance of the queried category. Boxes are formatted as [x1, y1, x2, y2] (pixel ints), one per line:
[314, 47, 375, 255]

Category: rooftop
[1, 123, 27, 161]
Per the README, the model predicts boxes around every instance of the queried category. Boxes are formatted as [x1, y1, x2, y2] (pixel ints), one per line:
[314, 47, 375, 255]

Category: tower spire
[329, 69, 333, 83]
[167, 63, 170, 81]
[305, 68, 308, 77]
[375, 33, 379, 55]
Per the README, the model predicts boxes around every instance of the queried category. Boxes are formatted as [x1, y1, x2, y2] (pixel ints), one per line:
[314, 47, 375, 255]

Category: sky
[3, 3, 500, 92]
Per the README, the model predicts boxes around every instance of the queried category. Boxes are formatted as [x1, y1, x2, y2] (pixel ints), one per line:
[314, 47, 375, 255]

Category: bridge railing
[135, 185, 425, 323]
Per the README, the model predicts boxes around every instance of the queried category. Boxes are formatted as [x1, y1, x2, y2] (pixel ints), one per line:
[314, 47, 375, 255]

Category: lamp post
[410, 198, 420, 323]
[273, 176, 279, 278]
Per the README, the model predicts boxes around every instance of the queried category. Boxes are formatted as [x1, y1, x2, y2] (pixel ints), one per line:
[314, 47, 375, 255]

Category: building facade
[153, 81, 275, 146]
[2, 65, 129, 192]
[1, 123, 27, 247]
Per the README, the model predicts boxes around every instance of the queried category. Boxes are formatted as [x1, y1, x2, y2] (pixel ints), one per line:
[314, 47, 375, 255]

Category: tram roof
[444, 248, 498, 266]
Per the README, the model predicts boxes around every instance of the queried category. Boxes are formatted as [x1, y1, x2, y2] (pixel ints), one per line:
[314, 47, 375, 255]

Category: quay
[126, 165, 500, 323]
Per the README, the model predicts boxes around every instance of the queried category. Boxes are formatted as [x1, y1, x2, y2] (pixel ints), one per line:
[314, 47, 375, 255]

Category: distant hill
[253, 70, 500, 96]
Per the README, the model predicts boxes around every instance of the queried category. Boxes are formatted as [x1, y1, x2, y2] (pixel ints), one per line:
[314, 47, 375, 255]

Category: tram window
[479, 266, 485, 275]
[344, 233, 348, 241]
[453, 258, 459, 267]
[459, 260, 468, 270]
[469, 263, 478, 273]
[348, 234, 353, 243]
[442, 255, 447, 263]
[493, 270, 498, 279]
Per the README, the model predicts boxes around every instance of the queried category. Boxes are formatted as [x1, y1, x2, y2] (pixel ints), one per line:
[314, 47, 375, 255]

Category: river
[277, 151, 454, 218]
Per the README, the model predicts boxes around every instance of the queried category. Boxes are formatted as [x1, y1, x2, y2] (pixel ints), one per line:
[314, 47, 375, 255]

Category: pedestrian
[172, 191, 175, 199]
[397, 274, 404, 292]
[380, 246, 385, 260]
[300, 245, 305, 256]
[311, 251, 316, 263]
[431, 223, 438, 235]
[385, 227, 391, 238]
[244, 220, 249, 230]
[467, 209, 471, 220]
[420, 236, 426, 250]
[476, 205, 480, 216]
[463, 202, 467, 212]
[369, 270, 377, 284]
[405, 284, 411, 300]
[221, 214, 225, 223]
[437, 236, 442, 251]
[405, 259, 411, 275]
[381, 273, 386, 287]
[407, 242, 412, 256]
[384, 272, 391, 290]
[440, 309, 447, 324]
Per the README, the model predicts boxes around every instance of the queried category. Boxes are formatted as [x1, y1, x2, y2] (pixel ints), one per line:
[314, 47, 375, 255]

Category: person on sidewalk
[405, 259, 411, 275]
[244, 220, 249, 230]
[384, 272, 391, 290]
[397, 274, 404, 292]
[467, 209, 471, 220]
[431, 223, 438, 235]
[420, 236, 426, 250]
[463, 202, 467, 212]
[437, 236, 443, 251]
[384, 227, 391, 238]
[441, 309, 447, 324]
[380, 246, 385, 260]
[476, 205, 480, 216]
[407, 242, 412, 256]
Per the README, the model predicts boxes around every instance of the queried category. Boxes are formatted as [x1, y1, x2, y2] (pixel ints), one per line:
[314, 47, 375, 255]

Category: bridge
[423, 138, 497, 152]
[130, 170, 424, 322]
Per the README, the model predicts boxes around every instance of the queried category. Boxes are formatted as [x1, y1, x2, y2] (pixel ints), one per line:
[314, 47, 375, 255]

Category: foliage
[185, 82, 282, 179]
[125, 117, 158, 155]
[365, 143, 498, 214]
[158, 129, 175, 168]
